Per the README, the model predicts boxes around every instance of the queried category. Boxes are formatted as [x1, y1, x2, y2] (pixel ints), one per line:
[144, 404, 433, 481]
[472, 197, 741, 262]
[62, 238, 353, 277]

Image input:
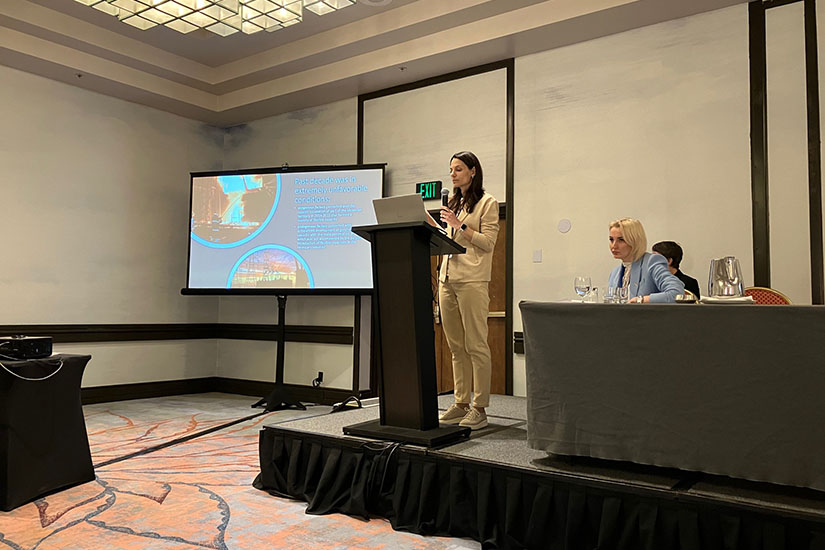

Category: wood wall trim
[749, 0, 771, 288]
[803, 0, 824, 304]
[0, 324, 353, 345]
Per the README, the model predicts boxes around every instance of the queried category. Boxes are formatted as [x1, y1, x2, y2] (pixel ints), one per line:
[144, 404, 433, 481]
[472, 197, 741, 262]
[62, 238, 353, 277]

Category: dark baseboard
[82, 377, 373, 406]
[220, 324, 353, 344]
[81, 377, 215, 405]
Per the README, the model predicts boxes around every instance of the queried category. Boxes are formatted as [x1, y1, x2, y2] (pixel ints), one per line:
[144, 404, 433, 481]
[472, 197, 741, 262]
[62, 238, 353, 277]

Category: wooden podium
[343, 222, 471, 446]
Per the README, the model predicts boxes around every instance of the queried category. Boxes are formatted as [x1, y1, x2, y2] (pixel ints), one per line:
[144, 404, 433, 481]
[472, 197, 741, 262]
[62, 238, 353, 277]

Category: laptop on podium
[372, 193, 430, 224]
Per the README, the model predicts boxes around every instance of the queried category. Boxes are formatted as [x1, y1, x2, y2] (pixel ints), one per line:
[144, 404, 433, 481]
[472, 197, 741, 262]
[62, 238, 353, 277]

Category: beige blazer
[438, 193, 500, 283]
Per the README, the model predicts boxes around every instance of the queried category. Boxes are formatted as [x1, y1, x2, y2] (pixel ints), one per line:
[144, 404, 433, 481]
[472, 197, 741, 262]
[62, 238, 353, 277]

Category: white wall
[0, 66, 223, 386]
[767, 2, 811, 304]
[10, 2, 821, 395]
[221, 99, 356, 171]
[513, 5, 753, 394]
[363, 69, 508, 203]
[216, 99, 359, 388]
[56, 341, 217, 387]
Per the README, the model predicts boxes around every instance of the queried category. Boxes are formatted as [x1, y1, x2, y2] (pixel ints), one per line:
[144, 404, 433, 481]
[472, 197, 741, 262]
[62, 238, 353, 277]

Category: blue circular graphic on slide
[191, 174, 281, 249]
[227, 245, 315, 289]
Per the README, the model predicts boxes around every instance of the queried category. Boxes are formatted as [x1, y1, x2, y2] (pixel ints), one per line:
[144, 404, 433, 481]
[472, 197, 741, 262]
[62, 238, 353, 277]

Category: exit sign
[416, 180, 442, 200]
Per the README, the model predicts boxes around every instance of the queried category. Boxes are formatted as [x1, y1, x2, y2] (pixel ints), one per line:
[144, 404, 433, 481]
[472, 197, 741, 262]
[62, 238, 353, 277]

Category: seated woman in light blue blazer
[607, 218, 684, 303]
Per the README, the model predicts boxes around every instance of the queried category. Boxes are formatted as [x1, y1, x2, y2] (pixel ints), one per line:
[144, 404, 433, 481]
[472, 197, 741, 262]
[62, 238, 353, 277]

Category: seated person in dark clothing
[652, 241, 701, 298]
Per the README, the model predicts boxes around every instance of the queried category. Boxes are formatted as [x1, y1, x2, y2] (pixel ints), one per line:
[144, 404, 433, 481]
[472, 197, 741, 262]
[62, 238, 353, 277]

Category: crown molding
[0, 0, 745, 126]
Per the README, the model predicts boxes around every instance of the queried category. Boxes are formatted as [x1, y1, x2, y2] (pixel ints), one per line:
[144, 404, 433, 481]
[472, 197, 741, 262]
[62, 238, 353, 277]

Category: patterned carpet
[0, 393, 479, 550]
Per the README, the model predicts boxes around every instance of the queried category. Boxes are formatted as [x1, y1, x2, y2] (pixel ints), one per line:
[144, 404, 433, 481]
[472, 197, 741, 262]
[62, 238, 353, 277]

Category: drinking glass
[574, 276, 591, 300]
[616, 287, 629, 304]
[604, 287, 616, 303]
[586, 287, 599, 303]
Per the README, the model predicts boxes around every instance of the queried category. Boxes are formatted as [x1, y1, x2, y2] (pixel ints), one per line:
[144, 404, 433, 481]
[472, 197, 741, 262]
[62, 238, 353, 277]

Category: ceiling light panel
[72, 0, 355, 35]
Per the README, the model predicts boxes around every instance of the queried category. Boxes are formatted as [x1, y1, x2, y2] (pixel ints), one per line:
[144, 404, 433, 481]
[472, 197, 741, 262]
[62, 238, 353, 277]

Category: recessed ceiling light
[71, 0, 356, 36]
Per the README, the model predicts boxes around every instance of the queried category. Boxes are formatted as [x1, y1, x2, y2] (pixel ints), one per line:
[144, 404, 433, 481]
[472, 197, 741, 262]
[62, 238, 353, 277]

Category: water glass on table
[616, 287, 629, 304]
[585, 287, 600, 303]
[604, 287, 616, 303]
[574, 276, 591, 302]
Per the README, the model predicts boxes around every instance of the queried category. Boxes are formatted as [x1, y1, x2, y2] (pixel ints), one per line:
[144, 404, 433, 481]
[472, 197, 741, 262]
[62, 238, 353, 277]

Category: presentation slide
[187, 166, 382, 291]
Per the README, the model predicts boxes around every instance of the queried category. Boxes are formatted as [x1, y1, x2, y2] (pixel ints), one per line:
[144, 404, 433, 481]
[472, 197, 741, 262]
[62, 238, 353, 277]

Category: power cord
[311, 371, 323, 388]
[433, 256, 443, 323]
[331, 395, 362, 413]
[0, 355, 63, 381]
[362, 441, 402, 508]
[377, 442, 401, 495]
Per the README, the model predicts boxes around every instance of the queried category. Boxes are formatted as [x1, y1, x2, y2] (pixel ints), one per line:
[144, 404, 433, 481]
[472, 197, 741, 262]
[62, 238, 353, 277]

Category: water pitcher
[708, 256, 745, 297]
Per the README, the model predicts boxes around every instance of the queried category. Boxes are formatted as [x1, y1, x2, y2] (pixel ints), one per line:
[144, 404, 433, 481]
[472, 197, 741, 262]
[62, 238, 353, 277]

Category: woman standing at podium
[427, 151, 499, 430]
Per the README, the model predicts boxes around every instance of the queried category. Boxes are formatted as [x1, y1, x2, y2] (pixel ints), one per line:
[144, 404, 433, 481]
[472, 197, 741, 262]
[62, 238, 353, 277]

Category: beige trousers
[438, 280, 491, 408]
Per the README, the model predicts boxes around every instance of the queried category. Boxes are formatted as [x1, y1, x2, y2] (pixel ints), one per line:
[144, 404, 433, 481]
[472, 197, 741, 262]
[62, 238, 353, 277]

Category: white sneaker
[439, 404, 469, 425]
[459, 408, 488, 430]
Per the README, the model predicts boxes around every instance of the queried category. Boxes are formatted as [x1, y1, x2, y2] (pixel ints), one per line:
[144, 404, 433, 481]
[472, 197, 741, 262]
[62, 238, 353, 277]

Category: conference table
[0, 354, 94, 511]
[520, 301, 825, 492]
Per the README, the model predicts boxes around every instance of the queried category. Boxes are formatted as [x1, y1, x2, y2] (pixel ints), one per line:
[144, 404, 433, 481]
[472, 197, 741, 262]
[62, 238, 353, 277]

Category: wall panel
[0, 66, 222, 326]
[216, 99, 359, 389]
[513, 5, 752, 394]
[363, 69, 508, 203]
[766, 2, 811, 304]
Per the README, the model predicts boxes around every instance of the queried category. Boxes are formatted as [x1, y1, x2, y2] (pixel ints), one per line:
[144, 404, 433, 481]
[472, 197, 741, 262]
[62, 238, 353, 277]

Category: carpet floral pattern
[0, 394, 478, 550]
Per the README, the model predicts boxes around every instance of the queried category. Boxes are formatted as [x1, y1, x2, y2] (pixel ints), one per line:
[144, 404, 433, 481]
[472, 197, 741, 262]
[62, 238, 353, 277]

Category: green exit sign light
[416, 180, 442, 200]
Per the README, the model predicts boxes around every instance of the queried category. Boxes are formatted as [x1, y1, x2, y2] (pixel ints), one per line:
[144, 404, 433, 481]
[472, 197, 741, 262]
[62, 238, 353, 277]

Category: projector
[0, 335, 53, 360]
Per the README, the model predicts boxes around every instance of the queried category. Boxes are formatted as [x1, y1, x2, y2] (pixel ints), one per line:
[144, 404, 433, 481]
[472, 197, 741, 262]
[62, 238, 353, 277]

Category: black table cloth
[1, 353, 94, 511]
[520, 302, 825, 492]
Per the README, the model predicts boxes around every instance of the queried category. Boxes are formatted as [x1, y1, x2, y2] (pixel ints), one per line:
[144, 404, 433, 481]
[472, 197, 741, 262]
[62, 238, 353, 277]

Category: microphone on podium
[440, 188, 449, 228]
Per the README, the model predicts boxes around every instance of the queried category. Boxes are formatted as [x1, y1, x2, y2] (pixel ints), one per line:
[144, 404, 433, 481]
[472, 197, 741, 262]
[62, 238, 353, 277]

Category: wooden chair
[744, 286, 792, 305]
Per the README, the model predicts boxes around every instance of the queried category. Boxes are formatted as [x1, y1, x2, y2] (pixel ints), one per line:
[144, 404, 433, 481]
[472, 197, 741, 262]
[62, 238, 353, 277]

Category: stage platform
[254, 394, 825, 550]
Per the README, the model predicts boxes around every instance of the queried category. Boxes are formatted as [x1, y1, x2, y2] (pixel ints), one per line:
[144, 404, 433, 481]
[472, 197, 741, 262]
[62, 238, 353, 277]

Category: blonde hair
[609, 218, 647, 262]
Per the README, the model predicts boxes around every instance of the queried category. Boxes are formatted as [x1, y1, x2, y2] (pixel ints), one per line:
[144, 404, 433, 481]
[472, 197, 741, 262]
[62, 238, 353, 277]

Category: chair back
[744, 287, 792, 305]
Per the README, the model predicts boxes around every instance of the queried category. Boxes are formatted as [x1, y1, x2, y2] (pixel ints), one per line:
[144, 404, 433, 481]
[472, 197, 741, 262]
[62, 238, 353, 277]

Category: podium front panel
[371, 227, 439, 431]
